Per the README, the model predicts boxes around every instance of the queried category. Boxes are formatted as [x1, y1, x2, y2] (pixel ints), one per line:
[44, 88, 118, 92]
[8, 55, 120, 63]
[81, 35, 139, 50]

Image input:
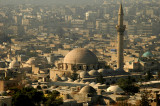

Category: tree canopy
[10, 87, 63, 106]
[11, 87, 44, 106]
[44, 90, 63, 106]
[117, 76, 139, 94]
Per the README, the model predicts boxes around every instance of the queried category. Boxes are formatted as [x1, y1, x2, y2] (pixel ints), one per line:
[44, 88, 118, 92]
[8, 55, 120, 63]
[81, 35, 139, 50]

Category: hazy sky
[1, 0, 104, 5]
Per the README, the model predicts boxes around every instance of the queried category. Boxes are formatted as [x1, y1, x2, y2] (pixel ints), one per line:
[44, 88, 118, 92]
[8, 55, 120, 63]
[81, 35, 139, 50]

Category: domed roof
[85, 82, 90, 84]
[79, 85, 96, 94]
[9, 58, 20, 69]
[61, 76, 68, 81]
[98, 69, 111, 76]
[88, 70, 99, 76]
[107, 85, 124, 93]
[74, 79, 80, 83]
[90, 82, 96, 85]
[96, 83, 102, 85]
[64, 48, 98, 64]
[98, 69, 107, 73]
[68, 78, 73, 82]
[26, 57, 36, 65]
[80, 80, 85, 83]
[80, 71, 90, 78]
[142, 51, 153, 57]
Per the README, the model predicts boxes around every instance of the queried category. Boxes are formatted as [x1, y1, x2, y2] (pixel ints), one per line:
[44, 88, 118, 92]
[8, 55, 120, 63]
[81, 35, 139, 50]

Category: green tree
[12, 87, 44, 106]
[45, 90, 63, 106]
[117, 76, 139, 94]
[96, 72, 105, 84]
[13, 94, 34, 106]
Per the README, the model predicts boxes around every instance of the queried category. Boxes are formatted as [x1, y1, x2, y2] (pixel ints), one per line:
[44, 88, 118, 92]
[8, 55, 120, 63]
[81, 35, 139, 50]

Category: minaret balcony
[116, 25, 126, 32]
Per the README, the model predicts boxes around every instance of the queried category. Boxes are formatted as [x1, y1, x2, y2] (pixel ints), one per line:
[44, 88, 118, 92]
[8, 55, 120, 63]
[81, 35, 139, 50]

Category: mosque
[124, 51, 159, 72]
[50, 47, 130, 83]
[50, 48, 107, 79]
[56, 48, 105, 71]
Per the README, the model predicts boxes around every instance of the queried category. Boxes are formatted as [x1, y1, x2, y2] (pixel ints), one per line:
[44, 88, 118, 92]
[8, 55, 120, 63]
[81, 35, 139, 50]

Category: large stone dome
[64, 48, 98, 64]
[107, 85, 124, 93]
[79, 85, 96, 95]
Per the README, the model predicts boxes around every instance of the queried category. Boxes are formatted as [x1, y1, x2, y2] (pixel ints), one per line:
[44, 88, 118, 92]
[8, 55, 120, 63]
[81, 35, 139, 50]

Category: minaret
[116, 4, 126, 69]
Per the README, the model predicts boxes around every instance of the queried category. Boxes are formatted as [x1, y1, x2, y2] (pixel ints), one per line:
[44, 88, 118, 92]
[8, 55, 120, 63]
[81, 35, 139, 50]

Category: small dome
[38, 79, 42, 82]
[9, 59, 20, 69]
[68, 78, 73, 82]
[98, 69, 107, 73]
[80, 71, 90, 78]
[98, 69, 110, 76]
[142, 51, 153, 57]
[77, 70, 84, 73]
[90, 82, 96, 85]
[96, 83, 102, 85]
[88, 70, 99, 76]
[74, 79, 80, 83]
[25, 84, 32, 88]
[85, 82, 90, 84]
[79, 85, 96, 95]
[107, 85, 124, 93]
[80, 80, 85, 83]
[102, 84, 106, 86]
[61, 76, 68, 81]
[26, 57, 36, 65]
[64, 48, 98, 64]
[33, 85, 38, 89]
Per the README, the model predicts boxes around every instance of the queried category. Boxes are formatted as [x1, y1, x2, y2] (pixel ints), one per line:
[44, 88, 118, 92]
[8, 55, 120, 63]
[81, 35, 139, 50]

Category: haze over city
[0, 0, 160, 106]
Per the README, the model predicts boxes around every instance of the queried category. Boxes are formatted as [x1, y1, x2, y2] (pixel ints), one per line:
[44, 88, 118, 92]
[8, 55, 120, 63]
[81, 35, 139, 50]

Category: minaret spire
[118, 4, 123, 15]
[116, 3, 126, 69]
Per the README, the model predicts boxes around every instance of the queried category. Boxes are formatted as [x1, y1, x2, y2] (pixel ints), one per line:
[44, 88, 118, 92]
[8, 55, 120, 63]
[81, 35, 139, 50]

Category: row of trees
[117, 76, 139, 94]
[9, 87, 63, 106]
